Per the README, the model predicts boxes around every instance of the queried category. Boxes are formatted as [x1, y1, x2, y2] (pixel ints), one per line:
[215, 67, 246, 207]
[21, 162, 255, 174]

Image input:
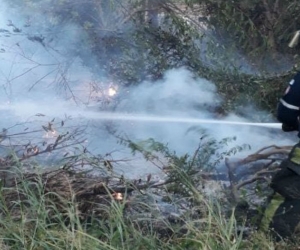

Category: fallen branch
[225, 144, 291, 203]
[230, 145, 291, 171]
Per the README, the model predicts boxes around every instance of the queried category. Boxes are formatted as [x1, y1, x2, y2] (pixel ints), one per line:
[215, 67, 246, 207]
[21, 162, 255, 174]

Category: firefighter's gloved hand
[281, 123, 298, 132]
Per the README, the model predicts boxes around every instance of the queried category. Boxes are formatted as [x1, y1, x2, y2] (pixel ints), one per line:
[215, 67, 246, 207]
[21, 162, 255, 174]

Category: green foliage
[0, 137, 293, 249]
[0, 166, 279, 250]
[184, 0, 300, 57]
[124, 133, 250, 170]
[119, 133, 250, 200]
[0, 171, 103, 249]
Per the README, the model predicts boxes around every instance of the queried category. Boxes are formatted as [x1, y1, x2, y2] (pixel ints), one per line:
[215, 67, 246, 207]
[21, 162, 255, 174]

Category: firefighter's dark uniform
[277, 72, 300, 137]
[266, 142, 300, 240]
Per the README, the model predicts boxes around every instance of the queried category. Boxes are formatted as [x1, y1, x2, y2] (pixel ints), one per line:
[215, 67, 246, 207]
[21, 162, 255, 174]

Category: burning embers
[108, 87, 117, 97]
[72, 80, 119, 109]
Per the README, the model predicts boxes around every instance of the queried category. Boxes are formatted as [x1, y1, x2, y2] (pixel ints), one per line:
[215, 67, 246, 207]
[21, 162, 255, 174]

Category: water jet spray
[0, 103, 282, 129]
[81, 111, 282, 129]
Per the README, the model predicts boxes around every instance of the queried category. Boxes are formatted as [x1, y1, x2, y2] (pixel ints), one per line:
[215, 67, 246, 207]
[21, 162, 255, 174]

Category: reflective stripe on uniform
[290, 147, 300, 165]
[280, 98, 300, 110]
[259, 193, 284, 233]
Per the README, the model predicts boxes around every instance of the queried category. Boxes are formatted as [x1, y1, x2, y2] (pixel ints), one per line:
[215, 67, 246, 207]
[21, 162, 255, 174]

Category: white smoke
[0, 1, 295, 178]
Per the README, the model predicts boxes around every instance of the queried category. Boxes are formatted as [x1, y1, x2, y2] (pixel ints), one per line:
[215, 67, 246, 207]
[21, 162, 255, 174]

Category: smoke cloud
[0, 1, 295, 178]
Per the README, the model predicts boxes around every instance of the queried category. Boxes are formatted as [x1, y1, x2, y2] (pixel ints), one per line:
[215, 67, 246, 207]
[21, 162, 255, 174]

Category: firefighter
[262, 31, 300, 241]
[266, 71, 300, 240]
[277, 71, 300, 137]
